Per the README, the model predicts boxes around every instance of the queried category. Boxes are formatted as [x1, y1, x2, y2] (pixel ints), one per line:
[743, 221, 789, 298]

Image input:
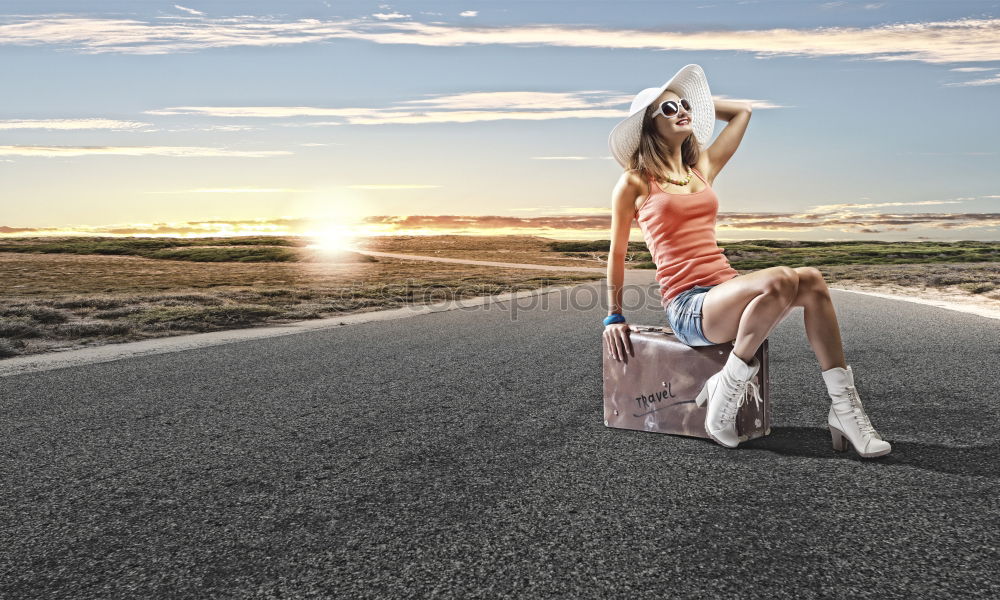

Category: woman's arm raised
[703, 100, 753, 183]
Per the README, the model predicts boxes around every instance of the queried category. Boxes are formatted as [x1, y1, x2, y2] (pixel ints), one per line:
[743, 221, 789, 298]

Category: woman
[602, 64, 891, 458]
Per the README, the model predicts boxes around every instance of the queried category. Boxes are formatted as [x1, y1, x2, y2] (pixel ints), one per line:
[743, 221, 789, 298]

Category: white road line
[830, 287, 1000, 320]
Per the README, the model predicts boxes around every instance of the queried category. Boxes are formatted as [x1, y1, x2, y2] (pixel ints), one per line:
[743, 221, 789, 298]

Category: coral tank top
[634, 167, 740, 310]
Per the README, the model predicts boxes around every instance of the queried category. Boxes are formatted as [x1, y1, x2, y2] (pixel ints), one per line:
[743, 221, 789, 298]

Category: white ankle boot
[822, 365, 892, 458]
[695, 351, 763, 448]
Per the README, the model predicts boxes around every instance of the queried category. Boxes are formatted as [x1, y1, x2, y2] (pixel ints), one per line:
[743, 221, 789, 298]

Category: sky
[1, 0, 999, 245]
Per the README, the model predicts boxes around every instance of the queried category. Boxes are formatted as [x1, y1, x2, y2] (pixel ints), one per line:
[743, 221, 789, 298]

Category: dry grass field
[1, 234, 997, 359]
[0, 246, 602, 358]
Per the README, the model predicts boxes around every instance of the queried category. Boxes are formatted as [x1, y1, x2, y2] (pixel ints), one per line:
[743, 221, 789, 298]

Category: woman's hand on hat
[604, 323, 634, 362]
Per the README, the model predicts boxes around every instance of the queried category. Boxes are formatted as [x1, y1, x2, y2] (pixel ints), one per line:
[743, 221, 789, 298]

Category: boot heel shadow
[829, 426, 849, 452]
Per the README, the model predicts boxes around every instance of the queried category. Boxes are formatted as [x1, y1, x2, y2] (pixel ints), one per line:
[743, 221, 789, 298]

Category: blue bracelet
[603, 313, 626, 326]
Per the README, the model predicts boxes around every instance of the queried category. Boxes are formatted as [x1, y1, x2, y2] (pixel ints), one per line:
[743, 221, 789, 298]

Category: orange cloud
[3, 211, 997, 240]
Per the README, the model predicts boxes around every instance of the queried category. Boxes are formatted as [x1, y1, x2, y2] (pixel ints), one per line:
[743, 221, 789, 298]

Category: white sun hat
[608, 63, 715, 169]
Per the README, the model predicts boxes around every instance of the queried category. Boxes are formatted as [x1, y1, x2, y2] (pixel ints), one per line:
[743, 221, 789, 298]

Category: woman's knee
[761, 266, 799, 304]
[792, 266, 831, 303]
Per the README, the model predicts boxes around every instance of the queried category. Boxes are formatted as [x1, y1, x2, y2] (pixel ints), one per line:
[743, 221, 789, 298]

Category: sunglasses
[651, 98, 692, 120]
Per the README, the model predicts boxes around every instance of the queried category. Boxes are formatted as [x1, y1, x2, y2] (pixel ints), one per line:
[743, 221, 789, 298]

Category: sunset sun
[306, 223, 358, 253]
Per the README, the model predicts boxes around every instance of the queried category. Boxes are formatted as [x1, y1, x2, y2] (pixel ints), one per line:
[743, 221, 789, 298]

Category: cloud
[459, 11, 478, 18]
[162, 124, 262, 132]
[531, 156, 592, 160]
[509, 206, 611, 214]
[142, 91, 782, 126]
[144, 98, 626, 125]
[144, 188, 311, 194]
[173, 5, 205, 16]
[5, 209, 998, 239]
[0, 14, 360, 55]
[0, 13, 997, 66]
[346, 184, 442, 189]
[0, 145, 292, 157]
[945, 72, 1000, 87]
[806, 199, 968, 213]
[372, 12, 410, 21]
[0, 118, 152, 130]
[0, 219, 299, 237]
[713, 96, 787, 109]
[902, 151, 997, 156]
[359, 211, 1000, 233]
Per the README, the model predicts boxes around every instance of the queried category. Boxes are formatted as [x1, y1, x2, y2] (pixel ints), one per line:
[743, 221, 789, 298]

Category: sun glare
[306, 224, 358, 253]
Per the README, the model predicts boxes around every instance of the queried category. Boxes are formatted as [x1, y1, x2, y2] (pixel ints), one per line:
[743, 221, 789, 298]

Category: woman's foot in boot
[822, 365, 892, 458]
[695, 351, 762, 448]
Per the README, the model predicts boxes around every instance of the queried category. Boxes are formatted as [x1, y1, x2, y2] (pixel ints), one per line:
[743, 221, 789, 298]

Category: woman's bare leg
[702, 265, 849, 371]
[699, 266, 800, 363]
[787, 267, 847, 371]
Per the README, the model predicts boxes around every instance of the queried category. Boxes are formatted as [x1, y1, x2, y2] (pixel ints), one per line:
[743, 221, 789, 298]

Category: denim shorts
[665, 284, 719, 347]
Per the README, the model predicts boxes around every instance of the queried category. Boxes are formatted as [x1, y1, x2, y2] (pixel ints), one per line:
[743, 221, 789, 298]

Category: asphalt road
[1, 276, 998, 599]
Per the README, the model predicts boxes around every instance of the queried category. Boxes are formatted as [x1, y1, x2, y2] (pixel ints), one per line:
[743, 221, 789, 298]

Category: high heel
[696, 352, 761, 448]
[822, 365, 892, 458]
[694, 381, 709, 407]
[829, 425, 848, 452]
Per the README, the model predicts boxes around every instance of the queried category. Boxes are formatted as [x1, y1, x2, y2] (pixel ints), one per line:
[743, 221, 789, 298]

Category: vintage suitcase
[603, 323, 771, 442]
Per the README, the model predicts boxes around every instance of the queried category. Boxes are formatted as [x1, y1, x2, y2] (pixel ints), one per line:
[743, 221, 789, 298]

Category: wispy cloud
[509, 206, 617, 214]
[173, 5, 205, 17]
[6, 208, 996, 239]
[144, 187, 310, 194]
[162, 124, 262, 132]
[712, 198, 1000, 233]
[531, 156, 592, 160]
[807, 199, 969, 213]
[0, 118, 152, 130]
[945, 72, 1000, 87]
[345, 184, 442, 190]
[0, 13, 997, 67]
[0, 145, 292, 158]
[717, 211, 1000, 233]
[142, 91, 783, 126]
[359, 210, 1000, 233]
[372, 12, 410, 21]
[826, 1, 889, 11]
[143, 99, 626, 125]
[901, 151, 997, 156]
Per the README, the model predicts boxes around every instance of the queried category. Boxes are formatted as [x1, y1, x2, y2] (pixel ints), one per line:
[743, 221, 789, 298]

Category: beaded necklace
[655, 165, 693, 187]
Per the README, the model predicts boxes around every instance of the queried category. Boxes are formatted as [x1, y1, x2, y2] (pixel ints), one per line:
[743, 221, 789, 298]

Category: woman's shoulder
[622, 168, 652, 186]
[621, 168, 652, 196]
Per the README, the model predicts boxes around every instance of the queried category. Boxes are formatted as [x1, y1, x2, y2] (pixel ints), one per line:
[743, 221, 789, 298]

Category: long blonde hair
[626, 100, 702, 184]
